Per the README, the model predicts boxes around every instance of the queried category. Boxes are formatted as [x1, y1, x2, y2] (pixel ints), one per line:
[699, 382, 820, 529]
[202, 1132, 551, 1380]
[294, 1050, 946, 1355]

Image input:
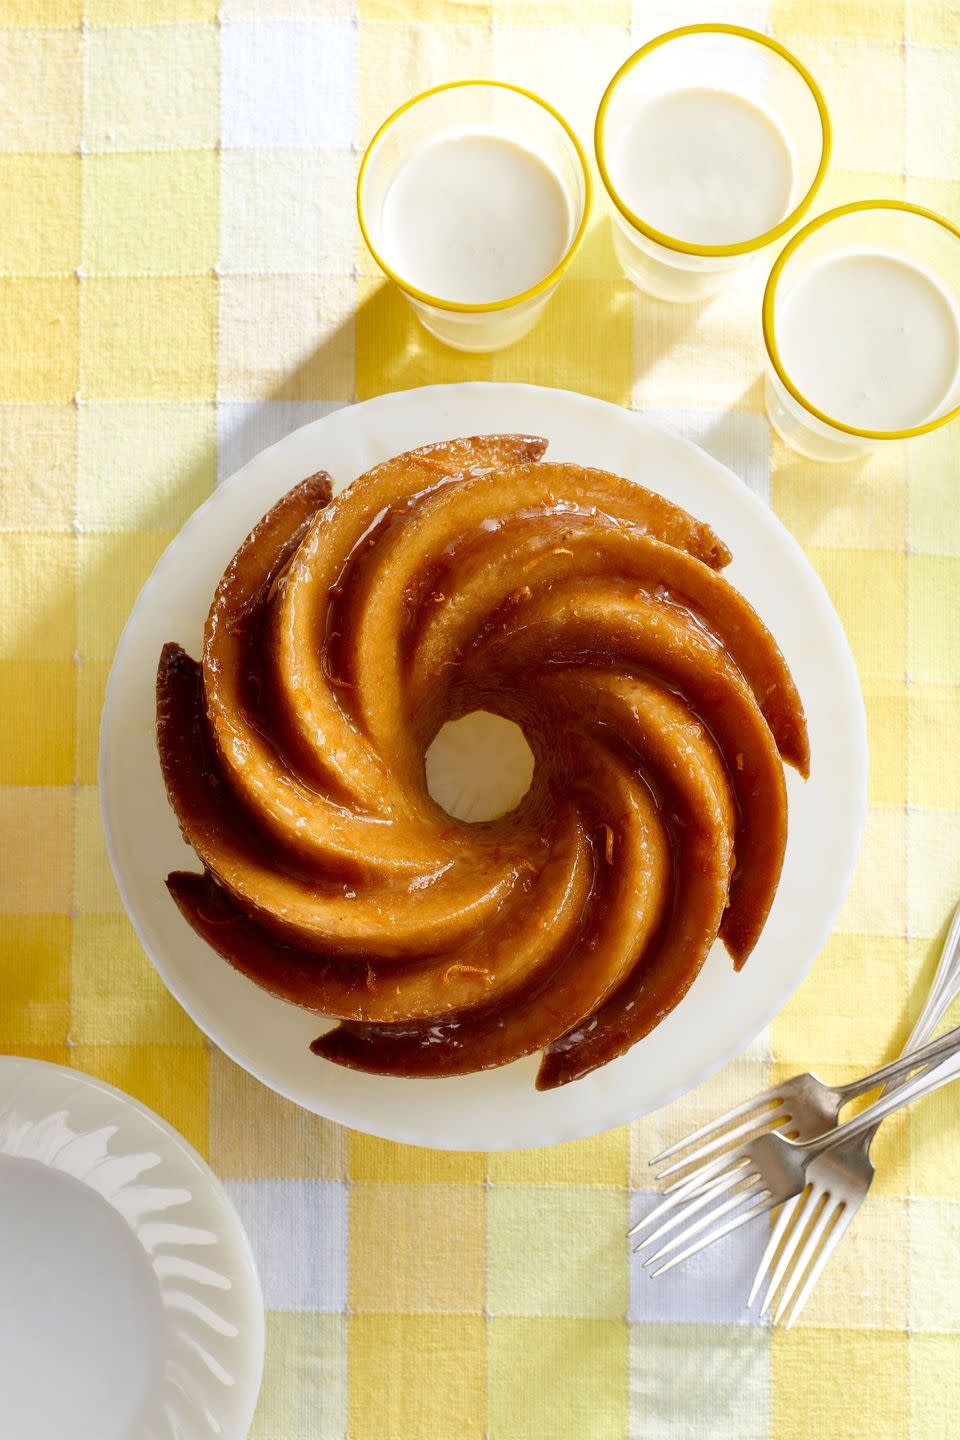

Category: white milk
[609, 87, 795, 246]
[777, 251, 960, 431]
[380, 131, 572, 305]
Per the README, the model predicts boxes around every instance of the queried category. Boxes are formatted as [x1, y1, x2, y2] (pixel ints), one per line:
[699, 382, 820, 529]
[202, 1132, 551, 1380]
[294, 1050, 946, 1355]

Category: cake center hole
[425, 711, 535, 823]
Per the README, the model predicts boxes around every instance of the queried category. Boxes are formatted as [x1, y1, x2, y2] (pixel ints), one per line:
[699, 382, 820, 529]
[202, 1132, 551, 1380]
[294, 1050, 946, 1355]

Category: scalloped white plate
[0, 1058, 263, 1440]
[100, 382, 867, 1150]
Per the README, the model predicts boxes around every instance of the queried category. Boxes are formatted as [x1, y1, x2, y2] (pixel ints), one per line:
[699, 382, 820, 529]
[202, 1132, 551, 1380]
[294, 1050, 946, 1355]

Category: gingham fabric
[2, 1, 959, 1436]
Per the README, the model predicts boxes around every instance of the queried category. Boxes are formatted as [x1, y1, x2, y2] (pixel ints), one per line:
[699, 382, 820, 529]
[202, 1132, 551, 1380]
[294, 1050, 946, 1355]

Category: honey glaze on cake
[157, 434, 808, 1089]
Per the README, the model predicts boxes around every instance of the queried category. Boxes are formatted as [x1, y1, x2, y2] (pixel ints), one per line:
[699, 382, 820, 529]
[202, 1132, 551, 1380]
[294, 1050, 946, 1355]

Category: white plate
[0, 1058, 263, 1440]
[100, 382, 867, 1150]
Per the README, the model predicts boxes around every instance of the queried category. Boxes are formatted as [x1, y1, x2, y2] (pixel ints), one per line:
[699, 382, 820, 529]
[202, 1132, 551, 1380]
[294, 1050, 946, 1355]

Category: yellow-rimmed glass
[763, 200, 960, 462]
[357, 80, 591, 352]
[595, 25, 831, 302]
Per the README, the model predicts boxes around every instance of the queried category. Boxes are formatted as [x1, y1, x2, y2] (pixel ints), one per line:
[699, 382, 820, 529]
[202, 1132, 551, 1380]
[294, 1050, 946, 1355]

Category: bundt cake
[157, 433, 807, 1089]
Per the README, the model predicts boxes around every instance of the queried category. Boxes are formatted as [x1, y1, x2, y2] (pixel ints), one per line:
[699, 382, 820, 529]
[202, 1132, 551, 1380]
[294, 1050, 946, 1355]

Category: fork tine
[772, 1191, 836, 1323]
[648, 1191, 775, 1278]
[628, 1153, 749, 1236]
[648, 1091, 784, 1167]
[770, 1193, 839, 1324]
[634, 1163, 754, 1252]
[781, 1202, 854, 1329]
[641, 1174, 763, 1267]
[748, 1190, 803, 1310]
[655, 1107, 792, 1182]
[756, 1188, 817, 1317]
[660, 1149, 750, 1197]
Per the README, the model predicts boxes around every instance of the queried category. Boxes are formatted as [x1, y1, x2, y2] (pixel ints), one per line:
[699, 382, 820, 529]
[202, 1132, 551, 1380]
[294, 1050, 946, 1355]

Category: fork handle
[898, 901, 960, 1056]
[827, 910, 960, 1152]
[809, 1039, 960, 1158]
[834, 903, 960, 1108]
[835, 1019, 960, 1103]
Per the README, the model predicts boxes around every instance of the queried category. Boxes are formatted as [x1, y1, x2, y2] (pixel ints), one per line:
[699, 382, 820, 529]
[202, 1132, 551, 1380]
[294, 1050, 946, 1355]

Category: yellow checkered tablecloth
[2, 0, 960, 1436]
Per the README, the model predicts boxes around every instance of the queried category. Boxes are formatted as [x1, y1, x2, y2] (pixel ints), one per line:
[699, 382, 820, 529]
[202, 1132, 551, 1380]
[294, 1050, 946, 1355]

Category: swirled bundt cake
[157, 433, 808, 1089]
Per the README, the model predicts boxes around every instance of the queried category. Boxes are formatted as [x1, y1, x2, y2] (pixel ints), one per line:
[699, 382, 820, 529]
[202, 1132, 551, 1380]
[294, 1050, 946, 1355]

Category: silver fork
[747, 902, 960, 1325]
[642, 901, 960, 1199]
[631, 1025, 960, 1279]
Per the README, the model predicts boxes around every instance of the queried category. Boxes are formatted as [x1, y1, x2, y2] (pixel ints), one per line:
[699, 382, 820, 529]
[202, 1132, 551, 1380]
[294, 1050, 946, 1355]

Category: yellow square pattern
[0, 0, 81, 20]
[77, 402, 216, 531]
[0, 787, 74, 913]
[225, 0, 353, 13]
[349, 1182, 486, 1313]
[630, 1321, 769, 1440]
[910, 684, 960, 808]
[910, 421, 960, 557]
[773, 1329, 908, 1440]
[907, 808, 960, 938]
[348, 1130, 486, 1183]
[209, 1049, 348, 1181]
[0, 278, 79, 401]
[496, 0, 629, 19]
[491, 23, 634, 140]
[0, 661, 76, 784]
[362, 0, 492, 20]
[348, 1314, 486, 1440]
[863, 679, 908, 806]
[489, 1125, 629, 1186]
[0, 915, 70, 1046]
[87, 0, 218, 19]
[789, 37, 905, 174]
[907, 0, 960, 41]
[907, 46, 960, 181]
[75, 784, 121, 913]
[221, 148, 356, 276]
[252, 1312, 346, 1440]
[84, 24, 220, 152]
[83, 152, 220, 275]
[78, 532, 173, 665]
[489, 1317, 628, 1440]
[809, 547, 907, 680]
[78, 530, 174, 660]
[771, 931, 910, 1068]
[71, 912, 204, 1046]
[488, 1185, 628, 1317]
[772, 0, 904, 39]
[772, 441, 906, 552]
[910, 555, 960, 684]
[219, 274, 355, 402]
[0, 29, 81, 151]
[0, 155, 81, 276]
[911, 1333, 960, 1440]
[835, 804, 906, 936]
[910, 1201, 960, 1331]
[0, 405, 77, 532]
[81, 276, 217, 400]
[0, 535, 77, 661]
